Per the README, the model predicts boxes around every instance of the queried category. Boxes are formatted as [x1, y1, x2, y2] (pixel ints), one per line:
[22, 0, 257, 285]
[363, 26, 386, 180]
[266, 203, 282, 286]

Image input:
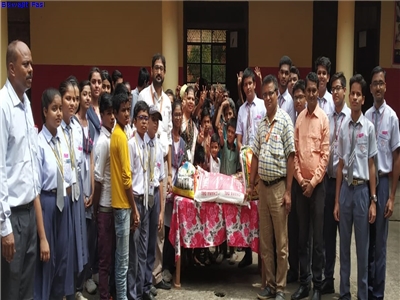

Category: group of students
[0, 40, 397, 300]
[244, 56, 398, 300]
[0, 40, 246, 300]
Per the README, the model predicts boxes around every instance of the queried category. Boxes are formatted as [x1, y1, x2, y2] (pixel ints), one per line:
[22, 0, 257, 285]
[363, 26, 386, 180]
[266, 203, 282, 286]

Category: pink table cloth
[169, 195, 259, 260]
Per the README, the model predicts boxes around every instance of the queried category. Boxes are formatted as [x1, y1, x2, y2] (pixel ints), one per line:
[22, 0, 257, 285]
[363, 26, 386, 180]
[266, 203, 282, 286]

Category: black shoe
[291, 284, 310, 300]
[287, 270, 298, 284]
[238, 251, 252, 268]
[321, 279, 335, 295]
[143, 292, 156, 300]
[311, 289, 321, 300]
[150, 285, 158, 296]
[275, 291, 285, 300]
[155, 279, 171, 290]
[257, 286, 276, 299]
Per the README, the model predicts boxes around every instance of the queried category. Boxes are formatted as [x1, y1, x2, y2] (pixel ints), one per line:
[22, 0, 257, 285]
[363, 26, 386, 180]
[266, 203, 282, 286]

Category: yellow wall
[249, 1, 313, 67]
[380, 1, 395, 68]
[1, 8, 7, 85]
[30, 1, 163, 66]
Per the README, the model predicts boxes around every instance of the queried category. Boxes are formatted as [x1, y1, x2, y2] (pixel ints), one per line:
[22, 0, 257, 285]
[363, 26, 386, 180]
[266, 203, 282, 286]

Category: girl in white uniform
[34, 88, 75, 300]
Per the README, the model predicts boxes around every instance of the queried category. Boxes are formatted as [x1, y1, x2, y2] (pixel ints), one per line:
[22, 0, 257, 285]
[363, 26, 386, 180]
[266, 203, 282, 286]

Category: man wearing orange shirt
[291, 72, 330, 300]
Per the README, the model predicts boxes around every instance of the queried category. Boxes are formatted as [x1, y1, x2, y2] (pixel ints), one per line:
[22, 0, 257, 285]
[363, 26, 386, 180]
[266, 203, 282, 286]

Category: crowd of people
[0, 40, 398, 300]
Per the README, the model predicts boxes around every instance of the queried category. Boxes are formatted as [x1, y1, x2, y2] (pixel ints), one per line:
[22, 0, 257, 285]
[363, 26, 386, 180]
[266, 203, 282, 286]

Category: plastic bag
[172, 161, 197, 199]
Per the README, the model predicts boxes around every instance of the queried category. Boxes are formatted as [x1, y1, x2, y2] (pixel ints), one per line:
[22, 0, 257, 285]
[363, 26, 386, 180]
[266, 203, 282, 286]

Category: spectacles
[331, 86, 343, 93]
[262, 90, 277, 99]
[173, 114, 182, 119]
[153, 65, 165, 72]
[137, 115, 149, 121]
[294, 94, 305, 101]
[371, 81, 385, 88]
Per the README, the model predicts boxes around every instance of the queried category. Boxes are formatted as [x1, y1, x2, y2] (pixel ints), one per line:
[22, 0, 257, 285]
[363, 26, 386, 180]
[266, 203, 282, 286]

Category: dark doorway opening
[354, 1, 381, 113]
[183, 1, 248, 104]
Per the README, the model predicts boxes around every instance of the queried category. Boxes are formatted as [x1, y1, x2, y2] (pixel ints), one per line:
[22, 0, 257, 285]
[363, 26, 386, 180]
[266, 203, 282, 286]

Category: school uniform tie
[347, 122, 357, 186]
[148, 140, 155, 208]
[278, 94, 284, 108]
[52, 137, 64, 211]
[328, 112, 338, 178]
[246, 104, 252, 145]
[374, 110, 380, 185]
[66, 125, 80, 201]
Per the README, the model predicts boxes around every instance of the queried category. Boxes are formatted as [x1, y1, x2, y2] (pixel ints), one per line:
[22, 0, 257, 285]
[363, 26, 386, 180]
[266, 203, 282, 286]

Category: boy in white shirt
[92, 93, 116, 300]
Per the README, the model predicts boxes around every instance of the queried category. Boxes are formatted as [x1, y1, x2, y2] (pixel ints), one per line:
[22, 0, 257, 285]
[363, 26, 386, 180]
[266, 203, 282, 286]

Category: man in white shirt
[0, 40, 44, 299]
[366, 66, 400, 300]
[315, 56, 334, 116]
[137, 53, 172, 289]
[277, 56, 296, 125]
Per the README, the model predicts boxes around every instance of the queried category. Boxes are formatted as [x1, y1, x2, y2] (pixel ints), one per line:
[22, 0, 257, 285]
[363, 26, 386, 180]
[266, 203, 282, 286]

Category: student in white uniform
[34, 88, 75, 300]
[93, 92, 116, 300]
[59, 79, 89, 300]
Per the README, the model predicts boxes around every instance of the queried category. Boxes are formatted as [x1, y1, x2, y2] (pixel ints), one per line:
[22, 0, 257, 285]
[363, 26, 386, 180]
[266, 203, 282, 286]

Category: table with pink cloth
[169, 195, 259, 262]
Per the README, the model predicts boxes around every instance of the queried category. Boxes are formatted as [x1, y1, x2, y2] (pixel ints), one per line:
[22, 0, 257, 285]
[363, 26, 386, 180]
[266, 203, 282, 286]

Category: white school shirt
[38, 125, 73, 191]
[147, 134, 166, 188]
[94, 126, 112, 207]
[128, 133, 149, 195]
[365, 101, 400, 174]
[138, 83, 172, 158]
[236, 95, 266, 147]
[337, 114, 378, 180]
[327, 104, 351, 178]
[278, 88, 296, 126]
[318, 90, 334, 116]
[0, 80, 40, 237]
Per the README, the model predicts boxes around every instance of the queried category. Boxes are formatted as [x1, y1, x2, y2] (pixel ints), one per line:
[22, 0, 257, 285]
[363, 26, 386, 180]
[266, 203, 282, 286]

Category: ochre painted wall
[380, 1, 394, 68]
[248, 1, 313, 68]
[29, 1, 184, 125]
[1, 8, 8, 86]
[30, 1, 162, 66]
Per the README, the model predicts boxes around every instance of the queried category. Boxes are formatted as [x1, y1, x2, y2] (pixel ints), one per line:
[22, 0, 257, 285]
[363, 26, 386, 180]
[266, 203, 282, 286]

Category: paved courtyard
[85, 221, 400, 299]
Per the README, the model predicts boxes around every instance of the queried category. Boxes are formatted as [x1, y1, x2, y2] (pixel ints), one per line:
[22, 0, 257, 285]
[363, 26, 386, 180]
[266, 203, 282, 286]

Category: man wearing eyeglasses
[277, 56, 296, 126]
[365, 66, 400, 300]
[137, 54, 173, 291]
[292, 72, 329, 300]
[321, 72, 351, 295]
[247, 75, 294, 300]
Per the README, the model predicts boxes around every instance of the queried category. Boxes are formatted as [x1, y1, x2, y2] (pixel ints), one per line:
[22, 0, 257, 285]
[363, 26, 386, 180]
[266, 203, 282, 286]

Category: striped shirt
[252, 108, 295, 182]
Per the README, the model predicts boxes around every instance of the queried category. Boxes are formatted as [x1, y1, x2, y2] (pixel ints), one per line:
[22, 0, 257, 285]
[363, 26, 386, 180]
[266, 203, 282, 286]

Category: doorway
[183, 1, 248, 103]
[353, 1, 381, 112]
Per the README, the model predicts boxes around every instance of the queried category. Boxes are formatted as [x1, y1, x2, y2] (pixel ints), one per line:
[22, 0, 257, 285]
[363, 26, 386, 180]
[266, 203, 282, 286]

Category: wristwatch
[370, 195, 377, 203]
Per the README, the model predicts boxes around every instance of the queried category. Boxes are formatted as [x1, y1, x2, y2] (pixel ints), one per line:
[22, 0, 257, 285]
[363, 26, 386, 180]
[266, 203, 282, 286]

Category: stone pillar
[336, 0, 354, 105]
[1, 7, 8, 86]
[162, 0, 179, 90]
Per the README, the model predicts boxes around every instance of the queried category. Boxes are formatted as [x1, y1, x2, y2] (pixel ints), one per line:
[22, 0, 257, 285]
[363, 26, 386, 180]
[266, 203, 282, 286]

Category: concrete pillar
[336, 0, 354, 105]
[1, 7, 8, 86]
[162, 0, 179, 91]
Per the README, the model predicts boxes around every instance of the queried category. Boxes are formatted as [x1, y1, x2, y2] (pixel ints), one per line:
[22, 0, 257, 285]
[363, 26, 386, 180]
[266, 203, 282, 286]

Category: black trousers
[296, 181, 325, 289]
[288, 180, 300, 276]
